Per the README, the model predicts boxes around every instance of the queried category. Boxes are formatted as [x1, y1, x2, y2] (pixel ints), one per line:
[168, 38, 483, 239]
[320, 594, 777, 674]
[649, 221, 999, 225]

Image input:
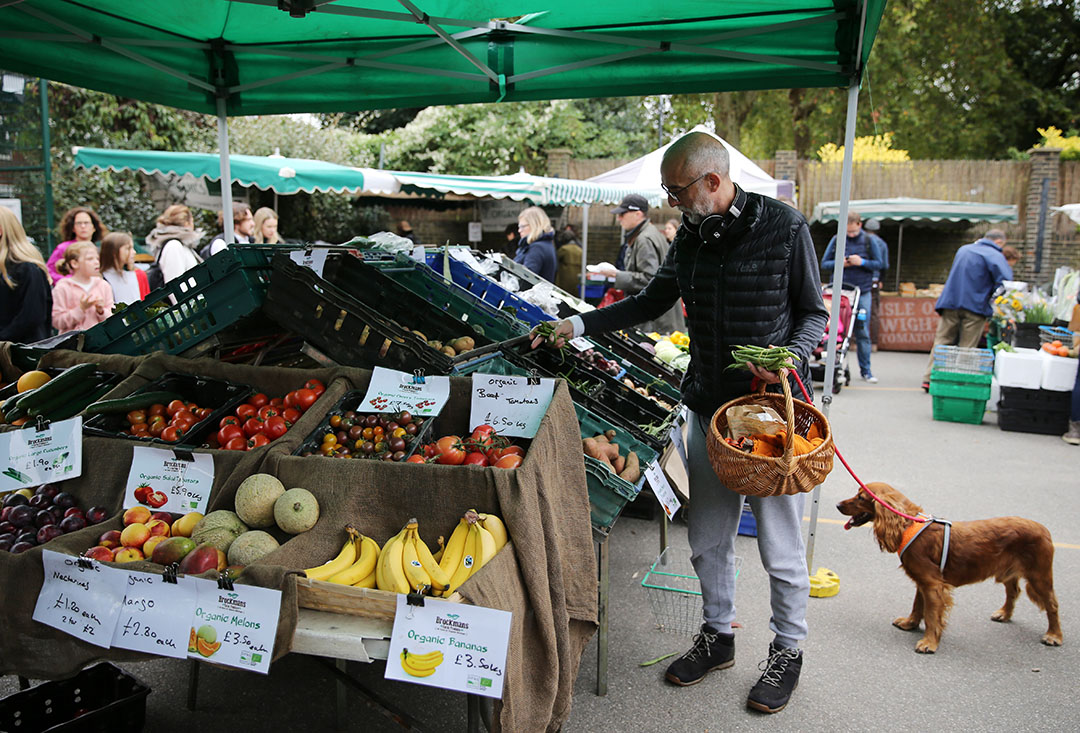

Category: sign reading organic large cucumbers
[0, 417, 82, 490]
[385, 594, 511, 699]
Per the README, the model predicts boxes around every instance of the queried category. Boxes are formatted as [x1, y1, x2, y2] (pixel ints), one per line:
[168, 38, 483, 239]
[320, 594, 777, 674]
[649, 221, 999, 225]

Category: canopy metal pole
[580, 204, 590, 299]
[216, 98, 234, 245]
[807, 79, 860, 574]
[894, 222, 905, 291]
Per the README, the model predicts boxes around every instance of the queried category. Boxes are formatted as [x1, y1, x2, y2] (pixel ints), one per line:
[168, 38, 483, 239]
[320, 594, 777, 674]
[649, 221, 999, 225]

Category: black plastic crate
[998, 387, 1072, 414]
[263, 253, 495, 374]
[997, 406, 1070, 435]
[292, 390, 435, 461]
[0, 662, 150, 733]
[593, 330, 684, 390]
[83, 372, 252, 447]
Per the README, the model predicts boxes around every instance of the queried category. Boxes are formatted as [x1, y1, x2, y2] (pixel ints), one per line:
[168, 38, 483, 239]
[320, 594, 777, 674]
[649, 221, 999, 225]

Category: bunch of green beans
[725, 344, 800, 372]
[533, 321, 570, 363]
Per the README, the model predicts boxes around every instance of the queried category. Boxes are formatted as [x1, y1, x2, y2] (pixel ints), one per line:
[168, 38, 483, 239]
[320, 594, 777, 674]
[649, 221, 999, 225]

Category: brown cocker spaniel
[837, 482, 1062, 653]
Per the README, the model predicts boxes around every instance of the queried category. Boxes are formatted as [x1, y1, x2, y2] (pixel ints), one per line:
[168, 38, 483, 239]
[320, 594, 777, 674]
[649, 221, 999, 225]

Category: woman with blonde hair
[0, 207, 52, 342]
[100, 232, 149, 305]
[513, 206, 557, 283]
[252, 207, 282, 244]
[145, 204, 204, 285]
[47, 206, 107, 284]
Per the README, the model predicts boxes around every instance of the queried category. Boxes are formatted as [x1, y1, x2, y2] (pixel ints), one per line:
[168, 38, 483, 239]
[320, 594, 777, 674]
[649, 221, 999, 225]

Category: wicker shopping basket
[706, 372, 834, 497]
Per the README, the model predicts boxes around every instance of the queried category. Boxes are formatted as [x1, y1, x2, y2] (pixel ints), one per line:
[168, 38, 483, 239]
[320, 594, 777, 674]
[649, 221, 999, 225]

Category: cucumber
[26, 372, 108, 419]
[17, 363, 99, 412]
[45, 381, 119, 422]
[83, 390, 184, 416]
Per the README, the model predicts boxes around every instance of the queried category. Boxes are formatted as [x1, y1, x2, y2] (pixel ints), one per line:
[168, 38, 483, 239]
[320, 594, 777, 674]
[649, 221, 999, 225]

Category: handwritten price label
[469, 374, 554, 439]
[32, 550, 127, 648]
[111, 572, 198, 659]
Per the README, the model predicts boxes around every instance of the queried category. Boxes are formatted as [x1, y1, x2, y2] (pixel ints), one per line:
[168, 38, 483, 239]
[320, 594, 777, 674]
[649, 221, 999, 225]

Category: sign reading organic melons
[469, 374, 555, 439]
[187, 577, 281, 674]
[123, 446, 215, 514]
[386, 594, 511, 699]
[0, 416, 82, 490]
[360, 366, 451, 417]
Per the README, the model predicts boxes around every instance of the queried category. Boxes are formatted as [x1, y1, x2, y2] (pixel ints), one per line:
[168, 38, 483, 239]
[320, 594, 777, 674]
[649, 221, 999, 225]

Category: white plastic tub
[994, 348, 1043, 389]
[1040, 350, 1079, 392]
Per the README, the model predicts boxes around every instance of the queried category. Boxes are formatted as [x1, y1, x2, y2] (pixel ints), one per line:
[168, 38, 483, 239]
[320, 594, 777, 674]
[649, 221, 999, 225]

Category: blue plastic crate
[426, 251, 553, 326]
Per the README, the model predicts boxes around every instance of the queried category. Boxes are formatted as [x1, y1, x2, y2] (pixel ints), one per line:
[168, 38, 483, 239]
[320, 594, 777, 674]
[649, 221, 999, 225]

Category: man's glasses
[661, 172, 712, 203]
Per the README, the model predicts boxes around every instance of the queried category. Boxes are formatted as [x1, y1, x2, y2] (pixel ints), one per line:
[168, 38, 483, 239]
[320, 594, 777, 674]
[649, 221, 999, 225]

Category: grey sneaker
[665, 624, 735, 686]
[747, 643, 803, 713]
[1064, 420, 1080, 446]
[861, 374, 879, 384]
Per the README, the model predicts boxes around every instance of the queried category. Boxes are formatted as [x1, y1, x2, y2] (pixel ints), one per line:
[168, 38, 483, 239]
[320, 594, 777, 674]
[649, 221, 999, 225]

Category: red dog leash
[786, 370, 929, 525]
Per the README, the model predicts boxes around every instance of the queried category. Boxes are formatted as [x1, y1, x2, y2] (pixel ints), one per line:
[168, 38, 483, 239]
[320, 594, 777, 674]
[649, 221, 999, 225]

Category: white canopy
[586, 124, 792, 200]
[1054, 204, 1080, 226]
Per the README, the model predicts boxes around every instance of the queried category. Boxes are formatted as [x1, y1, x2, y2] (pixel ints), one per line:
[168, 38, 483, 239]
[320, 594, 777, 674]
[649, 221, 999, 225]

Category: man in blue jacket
[821, 212, 886, 383]
[921, 230, 1013, 390]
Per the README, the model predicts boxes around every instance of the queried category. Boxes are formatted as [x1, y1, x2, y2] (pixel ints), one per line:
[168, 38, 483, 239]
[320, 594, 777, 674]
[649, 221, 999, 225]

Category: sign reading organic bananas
[385, 594, 511, 699]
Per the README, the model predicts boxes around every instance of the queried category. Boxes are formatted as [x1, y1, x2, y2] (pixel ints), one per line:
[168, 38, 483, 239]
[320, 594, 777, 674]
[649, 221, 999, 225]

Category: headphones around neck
[686, 183, 748, 244]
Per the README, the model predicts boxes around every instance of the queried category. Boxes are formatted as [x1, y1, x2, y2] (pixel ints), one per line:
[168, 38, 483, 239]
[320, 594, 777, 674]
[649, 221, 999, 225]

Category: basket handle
[778, 369, 796, 459]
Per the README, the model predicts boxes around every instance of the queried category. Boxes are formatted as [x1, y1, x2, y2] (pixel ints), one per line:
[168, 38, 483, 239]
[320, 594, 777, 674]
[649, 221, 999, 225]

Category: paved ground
[4, 351, 1078, 731]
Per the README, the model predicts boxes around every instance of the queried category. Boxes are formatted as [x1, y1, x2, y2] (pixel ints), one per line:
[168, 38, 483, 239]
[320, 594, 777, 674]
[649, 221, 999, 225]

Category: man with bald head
[532, 131, 827, 713]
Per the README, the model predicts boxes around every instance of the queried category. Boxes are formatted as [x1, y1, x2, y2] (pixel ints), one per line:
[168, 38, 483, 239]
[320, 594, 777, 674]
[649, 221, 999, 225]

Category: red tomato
[434, 436, 465, 466]
[282, 407, 301, 426]
[194, 407, 213, 420]
[463, 451, 488, 467]
[218, 424, 244, 445]
[130, 422, 149, 434]
[247, 393, 268, 408]
[494, 454, 522, 469]
[160, 426, 181, 443]
[126, 409, 147, 425]
[295, 388, 318, 411]
[406, 454, 427, 464]
[269, 397, 285, 409]
[225, 436, 248, 451]
[173, 409, 196, 424]
[219, 415, 240, 428]
[257, 405, 280, 421]
[264, 416, 288, 440]
[236, 404, 257, 420]
[148, 403, 166, 417]
[284, 391, 299, 409]
[305, 378, 325, 396]
[500, 445, 525, 458]
[172, 417, 196, 433]
[247, 433, 270, 449]
[422, 443, 439, 459]
[243, 417, 266, 437]
[148, 421, 166, 437]
[166, 399, 186, 417]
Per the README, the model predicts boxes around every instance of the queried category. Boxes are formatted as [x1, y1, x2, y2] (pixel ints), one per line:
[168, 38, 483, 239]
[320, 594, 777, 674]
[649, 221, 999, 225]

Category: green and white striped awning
[392, 170, 662, 207]
[812, 197, 1019, 224]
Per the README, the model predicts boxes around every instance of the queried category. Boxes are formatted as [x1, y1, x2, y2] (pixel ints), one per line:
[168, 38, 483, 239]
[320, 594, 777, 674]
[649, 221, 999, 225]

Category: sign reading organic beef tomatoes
[123, 446, 215, 514]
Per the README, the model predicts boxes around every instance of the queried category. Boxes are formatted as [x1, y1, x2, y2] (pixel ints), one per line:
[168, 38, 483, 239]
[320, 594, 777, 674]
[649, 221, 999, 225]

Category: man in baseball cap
[612, 193, 649, 216]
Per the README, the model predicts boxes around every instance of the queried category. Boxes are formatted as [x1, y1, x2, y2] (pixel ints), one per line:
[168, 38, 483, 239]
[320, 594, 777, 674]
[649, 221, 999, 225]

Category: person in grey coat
[594, 194, 686, 334]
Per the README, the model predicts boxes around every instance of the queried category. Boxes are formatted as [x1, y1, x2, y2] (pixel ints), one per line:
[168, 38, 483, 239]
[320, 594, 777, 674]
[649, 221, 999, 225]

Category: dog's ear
[873, 500, 907, 553]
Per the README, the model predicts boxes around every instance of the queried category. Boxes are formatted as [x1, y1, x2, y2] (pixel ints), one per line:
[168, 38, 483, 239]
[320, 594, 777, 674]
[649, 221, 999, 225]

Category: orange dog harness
[897, 513, 952, 572]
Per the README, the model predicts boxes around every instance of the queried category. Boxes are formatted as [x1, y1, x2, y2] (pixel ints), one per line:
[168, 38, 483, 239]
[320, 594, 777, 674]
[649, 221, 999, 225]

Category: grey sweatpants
[686, 410, 810, 648]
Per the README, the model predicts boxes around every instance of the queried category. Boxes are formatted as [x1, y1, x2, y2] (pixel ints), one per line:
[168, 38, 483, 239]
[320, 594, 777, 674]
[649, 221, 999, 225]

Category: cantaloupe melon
[234, 474, 285, 529]
[274, 488, 319, 534]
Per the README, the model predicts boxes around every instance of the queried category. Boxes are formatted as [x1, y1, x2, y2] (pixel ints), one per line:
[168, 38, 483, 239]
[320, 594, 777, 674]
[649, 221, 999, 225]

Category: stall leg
[336, 658, 348, 731]
[467, 694, 481, 732]
[660, 513, 669, 554]
[186, 659, 199, 711]
[17, 676, 29, 690]
[596, 537, 609, 696]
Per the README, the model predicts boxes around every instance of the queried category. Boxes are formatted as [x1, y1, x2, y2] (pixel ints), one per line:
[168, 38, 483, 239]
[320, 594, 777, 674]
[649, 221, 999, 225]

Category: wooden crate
[295, 577, 463, 619]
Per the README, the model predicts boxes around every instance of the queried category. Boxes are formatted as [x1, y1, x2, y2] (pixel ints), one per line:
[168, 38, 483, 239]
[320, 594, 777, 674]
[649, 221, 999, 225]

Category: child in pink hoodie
[52, 242, 114, 333]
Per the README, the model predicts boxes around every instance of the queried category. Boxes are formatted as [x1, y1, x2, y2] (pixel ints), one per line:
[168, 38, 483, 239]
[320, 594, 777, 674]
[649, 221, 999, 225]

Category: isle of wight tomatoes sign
[878, 296, 941, 352]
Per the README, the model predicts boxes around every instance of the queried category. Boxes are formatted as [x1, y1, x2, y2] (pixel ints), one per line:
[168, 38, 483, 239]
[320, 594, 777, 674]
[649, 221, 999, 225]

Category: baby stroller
[809, 285, 860, 394]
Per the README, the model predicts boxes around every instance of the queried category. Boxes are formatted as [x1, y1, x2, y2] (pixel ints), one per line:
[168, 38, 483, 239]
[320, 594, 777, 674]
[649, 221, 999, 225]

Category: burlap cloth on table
[249, 368, 598, 733]
[0, 352, 345, 677]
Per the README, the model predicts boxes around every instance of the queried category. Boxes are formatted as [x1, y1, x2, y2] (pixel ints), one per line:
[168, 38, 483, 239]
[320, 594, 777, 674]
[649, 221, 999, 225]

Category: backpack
[145, 242, 168, 292]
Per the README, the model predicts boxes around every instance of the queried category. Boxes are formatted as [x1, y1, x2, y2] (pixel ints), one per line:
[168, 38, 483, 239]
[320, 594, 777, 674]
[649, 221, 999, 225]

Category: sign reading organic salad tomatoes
[361, 367, 450, 417]
[123, 446, 215, 514]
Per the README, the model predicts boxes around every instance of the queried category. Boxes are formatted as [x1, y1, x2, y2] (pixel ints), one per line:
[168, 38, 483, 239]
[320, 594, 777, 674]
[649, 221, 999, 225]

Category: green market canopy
[72, 147, 399, 195]
[393, 170, 663, 207]
[0, 1, 884, 116]
[812, 197, 1019, 224]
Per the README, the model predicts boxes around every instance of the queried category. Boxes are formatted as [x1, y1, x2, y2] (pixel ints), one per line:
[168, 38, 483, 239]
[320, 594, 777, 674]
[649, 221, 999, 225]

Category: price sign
[188, 578, 281, 674]
[289, 248, 328, 277]
[386, 595, 511, 699]
[469, 374, 554, 439]
[0, 417, 82, 490]
[360, 366, 451, 417]
[123, 446, 215, 514]
[645, 461, 682, 520]
[112, 572, 199, 658]
[32, 550, 127, 648]
[569, 337, 594, 353]
[410, 245, 427, 263]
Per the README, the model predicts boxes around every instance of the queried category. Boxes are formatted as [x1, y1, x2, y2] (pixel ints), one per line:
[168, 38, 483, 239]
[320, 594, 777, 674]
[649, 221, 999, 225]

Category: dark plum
[53, 492, 77, 509]
[0, 521, 14, 535]
[10, 541, 35, 554]
[36, 485, 59, 501]
[2, 493, 28, 508]
[35, 510, 56, 528]
[48, 505, 66, 522]
[59, 514, 87, 533]
[28, 493, 49, 508]
[16, 530, 37, 545]
[8, 505, 35, 529]
[0, 536, 12, 552]
[37, 525, 63, 544]
[64, 507, 84, 519]
[85, 506, 109, 525]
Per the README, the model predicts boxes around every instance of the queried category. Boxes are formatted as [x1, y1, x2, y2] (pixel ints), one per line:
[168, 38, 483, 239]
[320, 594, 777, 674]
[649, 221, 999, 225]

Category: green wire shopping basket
[641, 547, 742, 635]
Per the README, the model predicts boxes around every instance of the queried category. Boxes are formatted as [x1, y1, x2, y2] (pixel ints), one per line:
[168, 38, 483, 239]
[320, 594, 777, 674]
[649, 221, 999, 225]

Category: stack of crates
[929, 345, 994, 424]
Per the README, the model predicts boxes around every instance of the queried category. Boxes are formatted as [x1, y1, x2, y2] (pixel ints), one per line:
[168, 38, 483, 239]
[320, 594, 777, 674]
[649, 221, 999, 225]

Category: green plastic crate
[82, 247, 272, 356]
[931, 395, 988, 424]
[930, 368, 993, 386]
[585, 456, 641, 536]
[452, 354, 530, 377]
[583, 339, 682, 404]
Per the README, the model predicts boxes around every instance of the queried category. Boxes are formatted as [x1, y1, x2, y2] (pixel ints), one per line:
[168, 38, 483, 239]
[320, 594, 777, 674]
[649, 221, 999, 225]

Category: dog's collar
[897, 514, 952, 573]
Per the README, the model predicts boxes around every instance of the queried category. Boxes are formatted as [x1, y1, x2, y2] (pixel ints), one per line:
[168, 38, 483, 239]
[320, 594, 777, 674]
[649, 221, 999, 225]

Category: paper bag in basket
[725, 404, 785, 440]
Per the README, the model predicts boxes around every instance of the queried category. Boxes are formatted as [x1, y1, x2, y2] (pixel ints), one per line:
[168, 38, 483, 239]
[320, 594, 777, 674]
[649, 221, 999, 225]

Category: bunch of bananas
[429, 510, 507, 598]
[376, 518, 450, 595]
[303, 525, 382, 587]
[399, 648, 444, 677]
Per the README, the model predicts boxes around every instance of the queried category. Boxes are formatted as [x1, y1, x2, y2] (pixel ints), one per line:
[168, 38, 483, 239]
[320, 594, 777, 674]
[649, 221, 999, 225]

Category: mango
[177, 542, 227, 575]
[151, 536, 196, 566]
